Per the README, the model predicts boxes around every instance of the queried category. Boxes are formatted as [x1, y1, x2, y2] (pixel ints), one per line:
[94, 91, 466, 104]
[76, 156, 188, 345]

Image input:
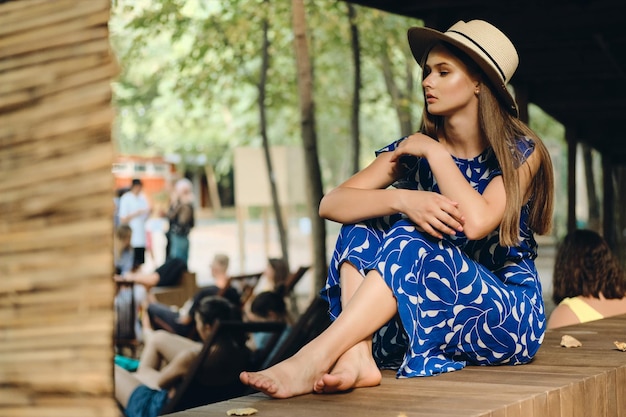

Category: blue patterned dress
[321, 136, 546, 378]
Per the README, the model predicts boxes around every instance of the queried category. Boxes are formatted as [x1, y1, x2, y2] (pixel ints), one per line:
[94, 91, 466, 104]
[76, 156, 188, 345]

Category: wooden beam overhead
[343, 0, 626, 162]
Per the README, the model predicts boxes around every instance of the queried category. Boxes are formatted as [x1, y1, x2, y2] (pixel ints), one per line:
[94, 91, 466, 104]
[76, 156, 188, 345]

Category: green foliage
[109, 0, 565, 207]
[528, 103, 567, 237]
[109, 0, 423, 185]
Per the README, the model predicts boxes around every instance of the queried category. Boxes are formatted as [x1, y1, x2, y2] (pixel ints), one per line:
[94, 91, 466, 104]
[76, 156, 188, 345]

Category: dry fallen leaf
[227, 408, 258, 416]
[560, 334, 582, 348]
[614, 341, 626, 352]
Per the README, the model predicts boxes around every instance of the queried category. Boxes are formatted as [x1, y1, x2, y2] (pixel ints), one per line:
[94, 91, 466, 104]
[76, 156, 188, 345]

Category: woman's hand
[113, 273, 129, 283]
[389, 132, 441, 162]
[397, 189, 464, 239]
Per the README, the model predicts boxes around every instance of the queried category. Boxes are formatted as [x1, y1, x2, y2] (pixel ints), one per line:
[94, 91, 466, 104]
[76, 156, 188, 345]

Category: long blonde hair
[421, 43, 554, 246]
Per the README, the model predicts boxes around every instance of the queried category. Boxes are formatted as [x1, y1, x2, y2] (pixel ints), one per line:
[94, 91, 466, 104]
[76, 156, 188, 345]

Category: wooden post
[236, 205, 247, 272]
[566, 128, 578, 233]
[602, 157, 614, 246]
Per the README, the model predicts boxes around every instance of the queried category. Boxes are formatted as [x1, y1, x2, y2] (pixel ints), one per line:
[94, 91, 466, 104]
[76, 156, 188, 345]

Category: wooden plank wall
[0, 1, 118, 416]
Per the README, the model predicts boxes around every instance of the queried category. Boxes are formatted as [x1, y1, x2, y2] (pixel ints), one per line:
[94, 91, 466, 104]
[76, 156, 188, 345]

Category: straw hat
[408, 20, 519, 116]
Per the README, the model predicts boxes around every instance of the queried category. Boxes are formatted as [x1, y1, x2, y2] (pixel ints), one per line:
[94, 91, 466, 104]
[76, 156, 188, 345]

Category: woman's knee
[339, 261, 360, 277]
[151, 329, 171, 345]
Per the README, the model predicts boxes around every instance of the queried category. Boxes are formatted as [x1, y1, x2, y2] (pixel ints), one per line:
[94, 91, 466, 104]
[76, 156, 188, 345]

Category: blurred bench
[151, 271, 198, 308]
[226, 271, 264, 306]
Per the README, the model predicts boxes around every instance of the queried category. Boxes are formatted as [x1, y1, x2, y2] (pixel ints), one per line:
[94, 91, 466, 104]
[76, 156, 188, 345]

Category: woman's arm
[391, 133, 540, 240]
[318, 151, 400, 223]
[319, 150, 464, 239]
[155, 349, 197, 389]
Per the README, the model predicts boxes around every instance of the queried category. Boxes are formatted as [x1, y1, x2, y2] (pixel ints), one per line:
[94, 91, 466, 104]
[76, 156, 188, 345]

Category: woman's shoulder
[375, 136, 408, 156]
[547, 301, 580, 329]
[583, 295, 626, 317]
[512, 136, 536, 167]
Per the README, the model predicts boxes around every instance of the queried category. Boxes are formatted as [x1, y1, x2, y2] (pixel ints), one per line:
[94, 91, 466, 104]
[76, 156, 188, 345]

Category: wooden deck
[165, 315, 626, 417]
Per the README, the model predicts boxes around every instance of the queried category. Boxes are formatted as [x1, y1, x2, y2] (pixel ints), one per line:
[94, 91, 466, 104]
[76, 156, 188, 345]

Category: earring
[475, 88, 480, 95]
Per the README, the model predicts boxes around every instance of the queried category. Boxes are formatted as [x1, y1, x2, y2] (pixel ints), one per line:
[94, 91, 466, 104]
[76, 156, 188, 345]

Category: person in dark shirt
[146, 253, 241, 340]
[115, 296, 246, 417]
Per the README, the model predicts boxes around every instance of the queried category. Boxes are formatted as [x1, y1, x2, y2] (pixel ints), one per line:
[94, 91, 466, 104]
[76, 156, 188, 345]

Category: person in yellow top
[547, 229, 626, 329]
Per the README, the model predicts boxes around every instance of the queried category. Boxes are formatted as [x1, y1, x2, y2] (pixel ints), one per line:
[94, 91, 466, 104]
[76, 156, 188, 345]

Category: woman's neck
[440, 114, 487, 158]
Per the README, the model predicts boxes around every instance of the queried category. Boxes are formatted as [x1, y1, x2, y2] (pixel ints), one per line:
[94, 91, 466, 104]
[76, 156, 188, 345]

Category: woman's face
[194, 312, 212, 342]
[422, 44, 480, 117]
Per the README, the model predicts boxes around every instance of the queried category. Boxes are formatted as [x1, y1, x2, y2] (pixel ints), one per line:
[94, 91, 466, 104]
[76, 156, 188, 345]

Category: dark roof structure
[344, 0, 626, 164]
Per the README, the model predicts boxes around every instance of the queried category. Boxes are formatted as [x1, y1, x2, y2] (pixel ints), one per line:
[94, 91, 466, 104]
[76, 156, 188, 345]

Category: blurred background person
[246, 290, 293, 369]
[253, 258, 289, 296]
[114, 295, 247, 417]
[119, 178, 151, 270]
[548, 229, 626, 329]
[145, 253, 240, 341]
[167, 178, 195, 263]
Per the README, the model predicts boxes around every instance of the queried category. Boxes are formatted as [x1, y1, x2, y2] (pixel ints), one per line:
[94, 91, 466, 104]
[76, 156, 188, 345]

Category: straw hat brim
[407, 26, 519, 116]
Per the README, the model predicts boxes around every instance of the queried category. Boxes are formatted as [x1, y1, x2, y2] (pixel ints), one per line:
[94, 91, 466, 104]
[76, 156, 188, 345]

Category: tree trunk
[611, 164, 626, 270]
[381, 47, 414, 136]
[258, 3, 290, 268]
[347, 3, 361, 175]
[291, 0, 327, 291]
[582, 143, 600, 232]
[203, 164, 222, 213]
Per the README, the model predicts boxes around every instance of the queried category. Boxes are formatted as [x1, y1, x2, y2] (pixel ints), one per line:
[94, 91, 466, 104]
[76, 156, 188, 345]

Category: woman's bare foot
[313, 341, 381, 394]
[240, 350, 330, 399]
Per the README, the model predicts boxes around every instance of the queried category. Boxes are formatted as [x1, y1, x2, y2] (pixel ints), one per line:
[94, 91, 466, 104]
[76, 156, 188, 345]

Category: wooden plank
[0, 218, 111, 253]
[2, 258, 112, 294]
[0, 128, 112, 173]
[0, 335, 113, 363]
[571, 379, 585, 417]
[0, 215, 111, 239]
[0, 5, 110, 56]
[0, 309, 114, 335]
[0, 315, 112, 344]
[617, 365, 626, 417]
[2, 279, 114, 305]
[0, 82, 114, 137]
[532, 392, 549, 417]
[0, 388, 31, 407]
[605, 369, 617, 417]
[503, 402, 520, 417]
[0, 54, 115, 98]
[1, 400, 120, 417]
[0, 282, 114, 311]
[0, 38, 109, 73]
[0, 25, 110, 61]
[0, 0, 48, 15]
[0, 171, 114, 226]
[0, 0, 107, 38]
[0, 140, 113, 192]
[166, 315, 626, 417]
[2, 361, 113, 387]
[550, 383, 574, 417]
[2, 249, 111, 275]
[519, 398, 534, 417]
